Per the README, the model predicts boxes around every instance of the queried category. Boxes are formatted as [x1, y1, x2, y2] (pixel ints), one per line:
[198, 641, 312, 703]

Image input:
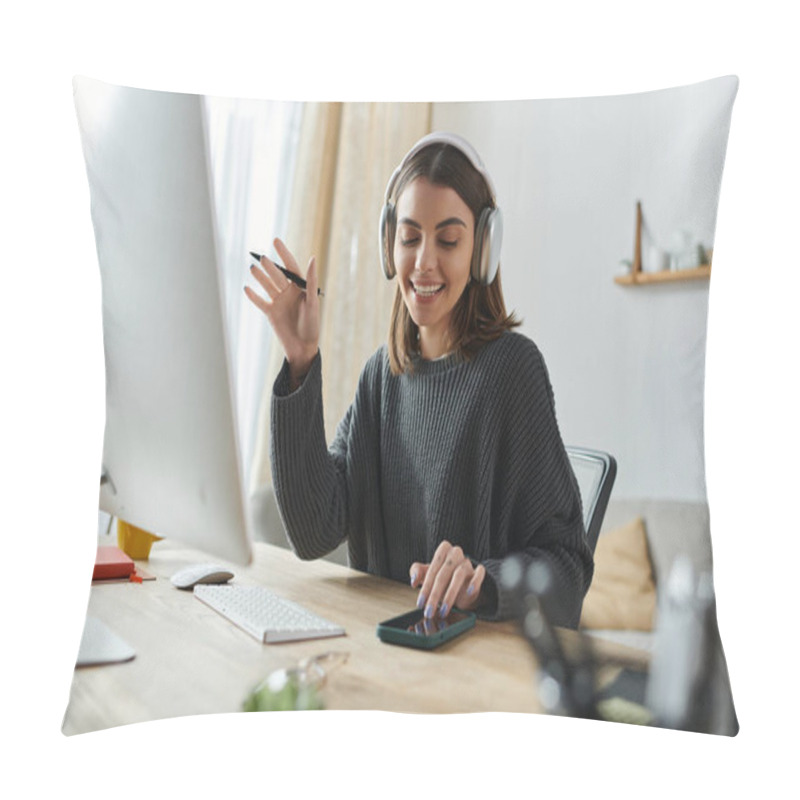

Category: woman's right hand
[245, 238, 320, 388]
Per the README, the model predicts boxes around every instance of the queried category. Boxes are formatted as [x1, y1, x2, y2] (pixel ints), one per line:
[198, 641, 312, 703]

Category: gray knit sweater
[270, 331, 593, 626]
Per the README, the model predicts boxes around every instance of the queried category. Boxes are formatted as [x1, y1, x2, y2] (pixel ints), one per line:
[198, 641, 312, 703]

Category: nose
[416, 238, 437, 272]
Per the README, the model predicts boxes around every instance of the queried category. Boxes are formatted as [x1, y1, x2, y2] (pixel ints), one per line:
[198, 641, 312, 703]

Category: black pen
[249, 251, 324, 297]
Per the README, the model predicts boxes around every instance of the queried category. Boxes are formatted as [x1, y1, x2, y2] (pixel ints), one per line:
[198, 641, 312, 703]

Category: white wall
[432, 77, 737, 501]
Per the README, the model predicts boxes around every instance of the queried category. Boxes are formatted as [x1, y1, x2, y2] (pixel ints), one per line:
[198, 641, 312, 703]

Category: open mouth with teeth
[412, 282, 445, 297]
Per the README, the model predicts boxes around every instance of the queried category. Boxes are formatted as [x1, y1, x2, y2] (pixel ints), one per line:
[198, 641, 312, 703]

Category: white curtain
[202, 96, 303, 493]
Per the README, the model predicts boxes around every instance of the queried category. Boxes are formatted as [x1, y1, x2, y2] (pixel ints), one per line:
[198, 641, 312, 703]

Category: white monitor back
[74, 77, 252, 565]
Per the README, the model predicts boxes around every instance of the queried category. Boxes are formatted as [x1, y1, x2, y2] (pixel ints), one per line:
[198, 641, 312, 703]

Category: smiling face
[393, 177, 475, 359]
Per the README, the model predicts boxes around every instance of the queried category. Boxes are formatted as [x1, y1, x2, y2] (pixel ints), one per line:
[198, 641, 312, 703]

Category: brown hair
[387, 142, 520, 375]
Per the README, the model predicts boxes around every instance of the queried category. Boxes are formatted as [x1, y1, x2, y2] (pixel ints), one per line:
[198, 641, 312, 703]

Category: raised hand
[245, 238, 320, 389]
[409, 540, 486, 619]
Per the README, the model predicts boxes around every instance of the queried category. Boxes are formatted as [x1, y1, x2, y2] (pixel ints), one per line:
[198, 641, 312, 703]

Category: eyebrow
[397, 217, 468, 230]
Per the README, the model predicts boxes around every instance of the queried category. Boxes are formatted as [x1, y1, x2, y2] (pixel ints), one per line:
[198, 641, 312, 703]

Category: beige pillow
[580, 517, 657, 631]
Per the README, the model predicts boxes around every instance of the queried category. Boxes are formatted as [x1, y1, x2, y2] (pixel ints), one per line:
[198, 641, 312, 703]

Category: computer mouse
[171, 563, 235, 590]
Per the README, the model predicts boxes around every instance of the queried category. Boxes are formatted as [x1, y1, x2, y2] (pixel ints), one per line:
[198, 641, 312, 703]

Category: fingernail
[410, 571, 417, 586]
[439, 603, 449, 618]
[467, 584, 475, 597]
[417, 593, 426, 609]
[424, 604, 434, 619]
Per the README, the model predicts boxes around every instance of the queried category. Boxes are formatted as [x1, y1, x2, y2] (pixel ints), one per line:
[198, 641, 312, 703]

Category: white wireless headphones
[378, 132, 503, 285]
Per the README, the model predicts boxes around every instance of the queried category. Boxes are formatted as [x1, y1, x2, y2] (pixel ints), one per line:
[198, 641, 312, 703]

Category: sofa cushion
[600, 500, 712, 586]
[580, 517, 657, 631]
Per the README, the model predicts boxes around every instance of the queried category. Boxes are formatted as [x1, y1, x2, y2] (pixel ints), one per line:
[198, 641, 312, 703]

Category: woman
[245, 133, 592, 627]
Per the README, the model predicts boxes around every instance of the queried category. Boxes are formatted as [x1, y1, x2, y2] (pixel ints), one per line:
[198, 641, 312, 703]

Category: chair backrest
[566, 446, 617, 554]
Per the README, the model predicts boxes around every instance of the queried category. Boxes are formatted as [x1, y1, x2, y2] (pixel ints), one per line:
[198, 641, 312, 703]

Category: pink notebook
[93, 546, 135, 580]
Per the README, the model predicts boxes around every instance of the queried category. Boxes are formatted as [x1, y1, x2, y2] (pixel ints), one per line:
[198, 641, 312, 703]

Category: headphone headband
[383, 132, 498, 206]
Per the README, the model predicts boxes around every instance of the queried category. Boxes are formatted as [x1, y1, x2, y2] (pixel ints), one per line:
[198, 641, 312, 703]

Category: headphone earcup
[472, 207, 503, 285]
[379, 202, 396, 279]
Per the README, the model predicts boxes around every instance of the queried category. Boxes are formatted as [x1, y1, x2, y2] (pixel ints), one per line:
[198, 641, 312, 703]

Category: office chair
[565, 446, 617, 554]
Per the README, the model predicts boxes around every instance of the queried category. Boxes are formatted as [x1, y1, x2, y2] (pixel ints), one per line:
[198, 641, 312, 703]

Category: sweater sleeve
[269, 349, 384, 568]
[269, 352, 349, 560]
[476, 339, 593, 628]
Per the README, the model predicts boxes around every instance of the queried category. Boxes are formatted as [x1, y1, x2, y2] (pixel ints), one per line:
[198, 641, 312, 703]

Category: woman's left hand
[409, 541, 486, 619]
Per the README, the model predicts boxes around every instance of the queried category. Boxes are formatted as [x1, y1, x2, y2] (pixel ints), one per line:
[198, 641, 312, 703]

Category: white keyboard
[193, 584, 345, 644]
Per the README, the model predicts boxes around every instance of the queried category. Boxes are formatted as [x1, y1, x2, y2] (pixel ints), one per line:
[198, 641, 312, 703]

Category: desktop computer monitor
[74, 76, 253, 565]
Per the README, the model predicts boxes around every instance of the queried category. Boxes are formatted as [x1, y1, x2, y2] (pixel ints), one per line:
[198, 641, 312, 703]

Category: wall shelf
[615, 265, 711, 286]
[616, 200, 712, 286]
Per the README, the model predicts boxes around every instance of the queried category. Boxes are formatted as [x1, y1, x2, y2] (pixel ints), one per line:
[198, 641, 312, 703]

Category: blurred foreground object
[646, 555, 737, 735]
[243, 652, 348, 712]
[500, 555, 737, 735]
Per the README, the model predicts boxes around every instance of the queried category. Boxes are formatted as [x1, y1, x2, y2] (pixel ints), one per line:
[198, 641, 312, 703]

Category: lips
[412, 282, 445, 297]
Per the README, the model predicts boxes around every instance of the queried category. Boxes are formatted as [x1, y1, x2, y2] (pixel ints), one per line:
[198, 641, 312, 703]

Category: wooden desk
[63, 541, 649, 734]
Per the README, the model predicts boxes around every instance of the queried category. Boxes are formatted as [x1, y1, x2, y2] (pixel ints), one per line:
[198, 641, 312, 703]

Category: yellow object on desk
[116, 519, 163, 559]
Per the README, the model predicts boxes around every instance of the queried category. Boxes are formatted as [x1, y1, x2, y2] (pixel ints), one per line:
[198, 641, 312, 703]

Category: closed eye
[400, 238, 458, 248]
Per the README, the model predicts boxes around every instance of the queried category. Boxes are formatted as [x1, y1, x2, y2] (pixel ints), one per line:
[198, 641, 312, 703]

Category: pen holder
[117, 519, 163, 560]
